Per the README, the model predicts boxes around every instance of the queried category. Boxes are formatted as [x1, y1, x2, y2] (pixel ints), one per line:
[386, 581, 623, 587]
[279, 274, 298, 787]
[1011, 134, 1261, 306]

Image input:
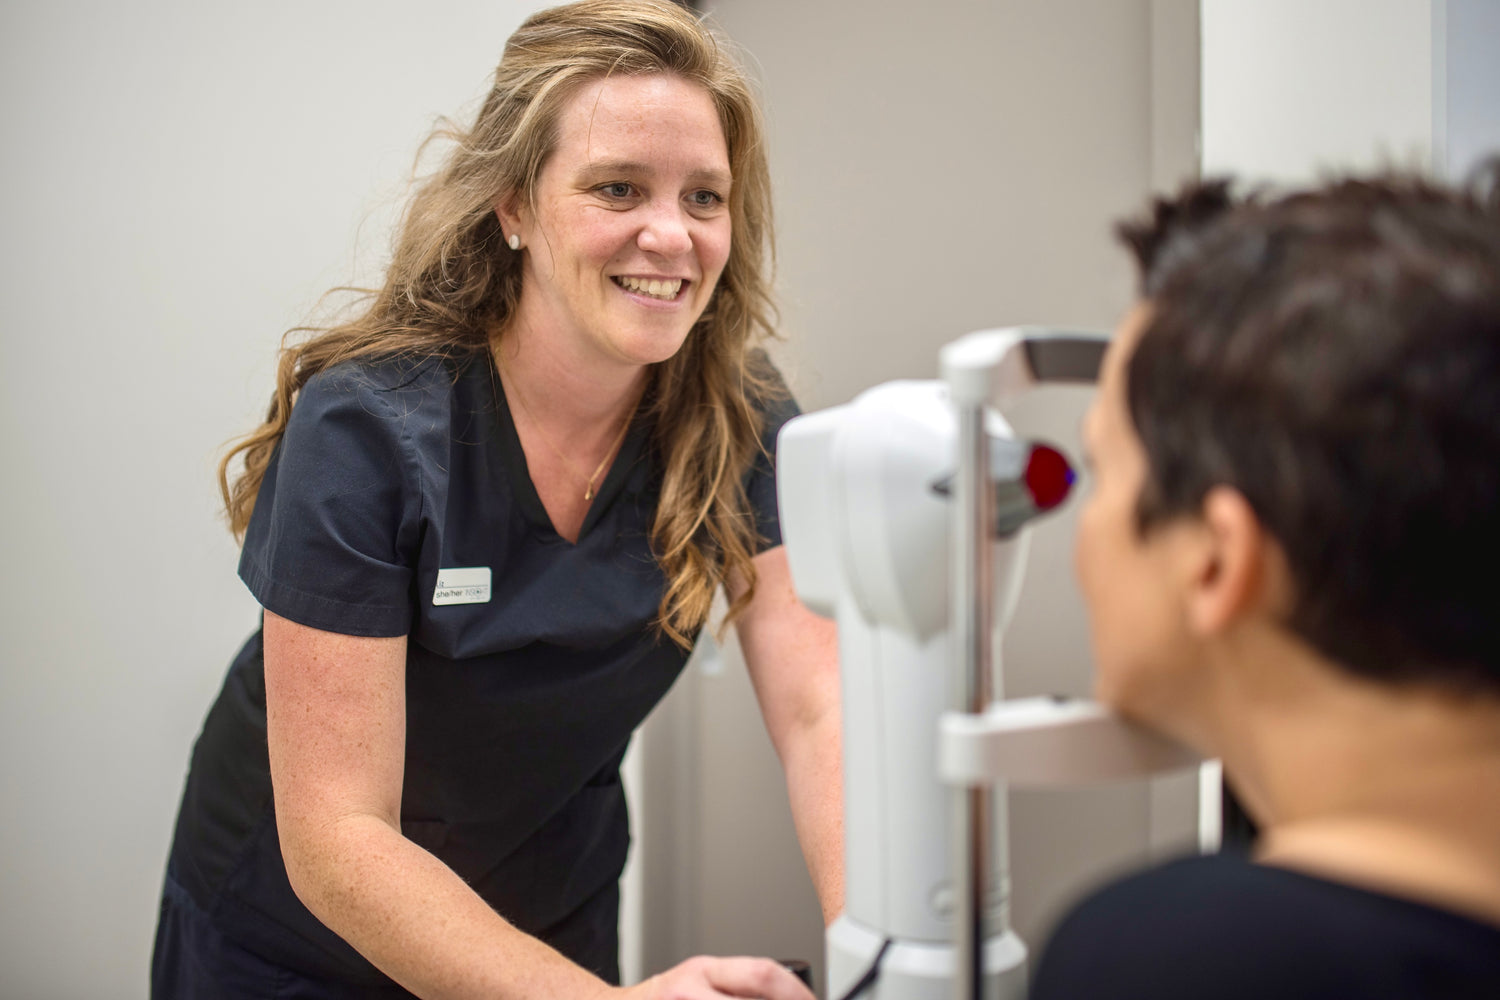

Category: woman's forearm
[777, 707, 846, 925]
[283, 813, 610, 1000]
[732, 547, 847, 926]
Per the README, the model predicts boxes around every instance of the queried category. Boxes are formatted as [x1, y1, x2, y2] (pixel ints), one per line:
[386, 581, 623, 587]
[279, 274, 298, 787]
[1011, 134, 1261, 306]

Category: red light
[1025, 444, 1075, 510]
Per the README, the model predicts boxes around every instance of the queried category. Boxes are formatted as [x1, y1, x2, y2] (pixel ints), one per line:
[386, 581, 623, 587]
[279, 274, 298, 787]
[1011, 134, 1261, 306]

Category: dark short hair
[1116, 163, 1500, 693]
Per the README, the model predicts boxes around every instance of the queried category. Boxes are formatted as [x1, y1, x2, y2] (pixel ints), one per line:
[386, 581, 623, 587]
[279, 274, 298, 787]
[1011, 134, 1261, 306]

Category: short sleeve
[238, 366, 421, 637]
[745, 365, 801, 553]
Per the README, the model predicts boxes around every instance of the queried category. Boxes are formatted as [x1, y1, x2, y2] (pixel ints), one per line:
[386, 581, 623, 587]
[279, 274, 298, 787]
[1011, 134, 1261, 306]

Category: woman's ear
[494, 191, 527, 246]
[1185, 485, 1275, 636]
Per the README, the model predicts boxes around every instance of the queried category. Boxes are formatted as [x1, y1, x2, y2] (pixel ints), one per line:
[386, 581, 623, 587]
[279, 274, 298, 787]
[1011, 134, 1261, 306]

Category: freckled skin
[492, 73, 734, 543]
[503, 74, 733, 374]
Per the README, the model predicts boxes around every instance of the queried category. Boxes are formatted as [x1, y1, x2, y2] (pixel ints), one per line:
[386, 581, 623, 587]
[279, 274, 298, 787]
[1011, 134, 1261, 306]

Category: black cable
[834, 938, 893, 1000]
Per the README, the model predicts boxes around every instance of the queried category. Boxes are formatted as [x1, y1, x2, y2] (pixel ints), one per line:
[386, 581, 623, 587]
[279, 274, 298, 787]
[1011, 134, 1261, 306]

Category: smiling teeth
[616, 276, 682, 300]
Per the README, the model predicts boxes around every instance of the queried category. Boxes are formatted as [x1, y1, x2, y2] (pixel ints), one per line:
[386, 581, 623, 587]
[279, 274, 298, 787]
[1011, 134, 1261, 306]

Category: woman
[153, 3, 841, 998]
[1033, 170, 1500, 998]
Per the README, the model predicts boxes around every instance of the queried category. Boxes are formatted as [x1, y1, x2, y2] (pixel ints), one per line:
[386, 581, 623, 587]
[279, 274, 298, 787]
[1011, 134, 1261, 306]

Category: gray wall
[1441, 0, 1500, 179]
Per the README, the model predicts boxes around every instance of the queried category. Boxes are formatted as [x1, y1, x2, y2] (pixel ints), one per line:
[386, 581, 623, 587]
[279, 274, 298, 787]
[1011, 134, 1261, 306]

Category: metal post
[952, 400, 993, 1000]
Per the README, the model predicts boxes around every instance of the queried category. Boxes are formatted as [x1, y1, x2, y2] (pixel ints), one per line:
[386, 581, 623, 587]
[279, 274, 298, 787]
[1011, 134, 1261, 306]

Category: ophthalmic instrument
[776, 328, 1201, 1000]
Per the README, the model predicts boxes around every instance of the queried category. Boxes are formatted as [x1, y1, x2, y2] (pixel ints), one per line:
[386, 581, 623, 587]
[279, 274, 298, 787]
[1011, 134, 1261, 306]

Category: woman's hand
[615, 956, 815, 1000]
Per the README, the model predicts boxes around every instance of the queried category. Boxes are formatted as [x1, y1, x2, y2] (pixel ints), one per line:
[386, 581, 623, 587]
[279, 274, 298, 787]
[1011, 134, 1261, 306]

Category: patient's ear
[1185, 486, 1275, 636]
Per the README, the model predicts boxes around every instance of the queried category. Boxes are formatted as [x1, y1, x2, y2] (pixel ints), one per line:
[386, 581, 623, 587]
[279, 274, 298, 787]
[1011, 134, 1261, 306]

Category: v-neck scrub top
[163, 351, 797, 988]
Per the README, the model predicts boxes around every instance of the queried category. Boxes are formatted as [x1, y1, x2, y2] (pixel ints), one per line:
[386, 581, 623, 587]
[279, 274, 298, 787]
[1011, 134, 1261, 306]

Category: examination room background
[6, 1, 1489, 997]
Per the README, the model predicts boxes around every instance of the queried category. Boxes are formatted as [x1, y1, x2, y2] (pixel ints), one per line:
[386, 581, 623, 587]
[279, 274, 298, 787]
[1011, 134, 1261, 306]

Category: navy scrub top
[167, 350, 796, 986]
[1031, 853, 1500, 999]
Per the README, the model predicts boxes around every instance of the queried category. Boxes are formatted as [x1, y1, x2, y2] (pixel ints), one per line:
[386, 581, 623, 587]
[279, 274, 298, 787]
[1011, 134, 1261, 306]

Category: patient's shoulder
[1030, 853, 1500, 1000]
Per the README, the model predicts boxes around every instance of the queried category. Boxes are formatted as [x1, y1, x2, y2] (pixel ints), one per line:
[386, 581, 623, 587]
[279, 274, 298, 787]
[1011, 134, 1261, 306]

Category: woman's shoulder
[1047, 850, 1500, 943]
[297, 350, 489, 421]
[1032, 853, 1500, 1000]
[305, 350, 482, 397]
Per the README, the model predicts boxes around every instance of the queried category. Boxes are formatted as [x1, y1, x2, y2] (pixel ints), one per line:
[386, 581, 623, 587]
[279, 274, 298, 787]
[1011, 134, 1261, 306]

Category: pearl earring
[508, 234, 521, 251]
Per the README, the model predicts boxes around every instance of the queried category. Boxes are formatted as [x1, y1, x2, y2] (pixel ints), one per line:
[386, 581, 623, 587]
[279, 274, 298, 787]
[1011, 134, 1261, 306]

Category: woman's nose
[636, 202, 693, 257]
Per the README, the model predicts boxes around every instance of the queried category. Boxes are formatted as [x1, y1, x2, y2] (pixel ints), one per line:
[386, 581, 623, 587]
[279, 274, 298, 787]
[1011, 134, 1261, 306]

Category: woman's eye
[690, 189, 724, 208]
[600, 182, 633, 199]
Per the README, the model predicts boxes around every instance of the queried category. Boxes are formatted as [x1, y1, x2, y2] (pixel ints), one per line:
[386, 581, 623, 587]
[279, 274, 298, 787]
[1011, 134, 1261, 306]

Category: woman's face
[505, 73, 733, 370]
[1074, 306, 1204, 741]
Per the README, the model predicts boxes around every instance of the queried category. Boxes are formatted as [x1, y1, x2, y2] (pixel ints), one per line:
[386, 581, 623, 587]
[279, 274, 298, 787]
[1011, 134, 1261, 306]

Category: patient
[1032, 165, 1500, 998]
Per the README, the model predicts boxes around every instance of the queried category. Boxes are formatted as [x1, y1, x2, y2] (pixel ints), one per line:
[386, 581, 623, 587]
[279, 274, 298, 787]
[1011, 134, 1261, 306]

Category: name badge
[433, 566, 492, 606]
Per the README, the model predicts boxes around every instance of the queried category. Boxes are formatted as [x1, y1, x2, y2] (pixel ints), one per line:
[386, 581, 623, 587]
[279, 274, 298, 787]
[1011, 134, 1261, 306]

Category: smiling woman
[494, 73, 736, 543]
[500, 74, 733, 364]
[495, 72, 734, 540]
[151, 3, 842, 999]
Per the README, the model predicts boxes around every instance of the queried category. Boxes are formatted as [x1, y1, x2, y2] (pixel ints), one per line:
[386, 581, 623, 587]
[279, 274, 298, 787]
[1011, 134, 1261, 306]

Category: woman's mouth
[613, 276, 684, 301]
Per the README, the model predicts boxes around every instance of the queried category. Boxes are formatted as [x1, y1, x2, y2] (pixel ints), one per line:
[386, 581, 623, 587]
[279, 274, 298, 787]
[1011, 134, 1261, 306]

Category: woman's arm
[264, 610, 612, 999]
[265, 609, 815, 1000]
[730, 546, 846, 925]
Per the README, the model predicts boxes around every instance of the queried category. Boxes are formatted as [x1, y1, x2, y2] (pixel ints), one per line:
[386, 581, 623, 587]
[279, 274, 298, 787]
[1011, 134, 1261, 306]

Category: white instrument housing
[778, 328, 1200, 1000]
[779, 380, 1031, 998]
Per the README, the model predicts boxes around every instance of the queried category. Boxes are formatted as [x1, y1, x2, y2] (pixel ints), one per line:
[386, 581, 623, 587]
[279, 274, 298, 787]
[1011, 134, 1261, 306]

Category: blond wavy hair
[220, 0, 781, 648]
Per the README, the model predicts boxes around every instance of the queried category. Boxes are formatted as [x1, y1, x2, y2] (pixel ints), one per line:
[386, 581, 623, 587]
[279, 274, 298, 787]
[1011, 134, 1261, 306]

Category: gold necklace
[496, 356, 635, 501]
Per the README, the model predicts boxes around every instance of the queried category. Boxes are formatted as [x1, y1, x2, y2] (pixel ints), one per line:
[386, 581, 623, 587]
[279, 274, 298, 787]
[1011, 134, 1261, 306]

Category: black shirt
[167, 351, 795, 984]
[1031, 853, 1500, 999]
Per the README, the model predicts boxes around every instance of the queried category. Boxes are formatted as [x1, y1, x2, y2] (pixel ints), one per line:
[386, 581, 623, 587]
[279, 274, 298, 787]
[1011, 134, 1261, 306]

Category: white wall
[1201, 0, 1436, 184]
[1201, 0, 1500, 186]
[0, 4, 542, 996]
[1199, 0, 1500, 188]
